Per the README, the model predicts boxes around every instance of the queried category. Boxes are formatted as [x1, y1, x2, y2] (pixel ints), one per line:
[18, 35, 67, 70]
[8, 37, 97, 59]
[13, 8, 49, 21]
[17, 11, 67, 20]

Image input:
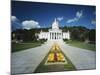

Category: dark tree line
[62, 26, 95, 44]
[12, 28, 48, 42]
[12, 26, 96, 44]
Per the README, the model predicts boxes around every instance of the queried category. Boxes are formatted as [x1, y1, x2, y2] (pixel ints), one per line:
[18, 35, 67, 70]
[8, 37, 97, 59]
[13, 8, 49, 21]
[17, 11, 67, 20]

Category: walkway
[58, 41, 96, 70]
[11, 41, 53, 74]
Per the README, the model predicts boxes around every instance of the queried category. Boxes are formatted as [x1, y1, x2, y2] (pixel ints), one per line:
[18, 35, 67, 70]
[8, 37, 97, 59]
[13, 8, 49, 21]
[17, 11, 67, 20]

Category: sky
[11, 1, 96, 31]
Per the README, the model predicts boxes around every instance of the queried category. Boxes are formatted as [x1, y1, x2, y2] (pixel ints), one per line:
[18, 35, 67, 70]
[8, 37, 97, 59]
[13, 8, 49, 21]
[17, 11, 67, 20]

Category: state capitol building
[38, 18, 70, 41]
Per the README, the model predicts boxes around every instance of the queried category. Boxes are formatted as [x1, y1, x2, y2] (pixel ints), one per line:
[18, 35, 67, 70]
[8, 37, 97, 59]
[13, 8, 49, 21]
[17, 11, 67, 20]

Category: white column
[59, 33, 60, 39]
[57, 33, 58, 39]
[61, 33, 62, 39]
[56, 32, 57, 40]
[53, 32, 54, 40]
[58, 33, 59, 39]
[54, 33, 55, 40]
[53, 33, 54, 40]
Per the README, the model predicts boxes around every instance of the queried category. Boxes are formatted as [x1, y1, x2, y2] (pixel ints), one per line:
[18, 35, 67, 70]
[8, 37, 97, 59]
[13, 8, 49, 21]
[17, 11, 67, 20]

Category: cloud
[67, 10, 83, 23]
[67, 18, 78, 23]
[22, 20, 40, 30]
[57, 17, 63, 21]
[11, 16, 18, 22]
[76, 10, 83, 18]
[11, 16, 22, 31]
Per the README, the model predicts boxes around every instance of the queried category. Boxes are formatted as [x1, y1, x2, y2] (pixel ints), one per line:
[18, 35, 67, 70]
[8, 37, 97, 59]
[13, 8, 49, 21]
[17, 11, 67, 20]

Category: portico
[49, 32, 62, 40]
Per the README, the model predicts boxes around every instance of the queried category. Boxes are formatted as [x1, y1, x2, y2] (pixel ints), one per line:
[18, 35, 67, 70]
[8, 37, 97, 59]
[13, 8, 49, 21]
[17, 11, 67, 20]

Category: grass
[65, 40, 96, 51]
[34, 44, 76, 73]
[11, 42, 42, 52]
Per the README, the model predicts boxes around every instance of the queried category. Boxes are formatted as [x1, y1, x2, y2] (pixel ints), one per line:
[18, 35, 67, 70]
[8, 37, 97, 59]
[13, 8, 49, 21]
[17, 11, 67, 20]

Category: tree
[89, 29, 96, 43]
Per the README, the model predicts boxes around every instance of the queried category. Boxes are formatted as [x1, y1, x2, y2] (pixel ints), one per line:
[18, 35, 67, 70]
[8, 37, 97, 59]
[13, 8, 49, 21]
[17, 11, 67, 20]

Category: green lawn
[34, 46, 76, 73]
[12, 42, 42, 52]
[65, 40, 96, 51]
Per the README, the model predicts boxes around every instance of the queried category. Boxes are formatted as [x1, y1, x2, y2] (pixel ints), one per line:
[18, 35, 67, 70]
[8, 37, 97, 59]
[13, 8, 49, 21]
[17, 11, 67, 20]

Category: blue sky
[11, 1, 96, 30]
